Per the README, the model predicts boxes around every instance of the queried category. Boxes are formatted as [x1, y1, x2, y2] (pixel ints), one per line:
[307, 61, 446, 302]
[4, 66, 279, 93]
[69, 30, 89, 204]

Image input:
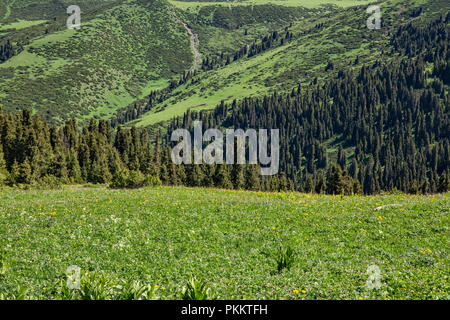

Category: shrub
[109, 169, 161, 189]
[74, 270, 112, 300]
[34, 175, 64, 189]
[178, 277, 218, 300]
[326, 165, 360, 195]
[115, 280, 159, 300]
[0, 286, 27, 300]
[0, 167, 7, 187]
[59, 270, 159, 300]
[276, 246, 295, 273]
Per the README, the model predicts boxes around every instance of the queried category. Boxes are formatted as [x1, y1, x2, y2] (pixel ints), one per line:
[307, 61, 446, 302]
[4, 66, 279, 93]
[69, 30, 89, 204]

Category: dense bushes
[109, 169, 161, 189]
[326, 165, 362, 195]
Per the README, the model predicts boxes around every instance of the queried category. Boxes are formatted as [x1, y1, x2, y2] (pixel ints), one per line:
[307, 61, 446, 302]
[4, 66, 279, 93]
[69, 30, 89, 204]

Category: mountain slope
[130, 0, 449, 127]
[0, 0, 374, 124]
[0, 0, 193, 123]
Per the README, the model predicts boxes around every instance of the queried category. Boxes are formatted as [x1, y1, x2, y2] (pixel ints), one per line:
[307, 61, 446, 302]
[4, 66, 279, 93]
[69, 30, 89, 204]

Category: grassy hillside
[0, 0, 193, 123]
[0, 186, 448, 299]
[0, 0, 382, 125]
[169, 0, 374, 11]
[130, 0, 449, 127]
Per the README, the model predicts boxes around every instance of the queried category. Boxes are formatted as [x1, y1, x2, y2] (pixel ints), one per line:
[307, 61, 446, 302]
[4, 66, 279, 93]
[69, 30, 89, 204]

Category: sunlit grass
[0, 186, 447, 299]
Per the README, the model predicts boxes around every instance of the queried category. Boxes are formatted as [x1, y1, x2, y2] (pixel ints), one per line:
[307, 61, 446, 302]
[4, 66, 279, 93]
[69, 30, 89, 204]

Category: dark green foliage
[0, 147, 6, 185]
[326, 164, 360, 195]
[178, 277, 218, 301]
[0, 108, 289, 192]
[59, 270, 159, 300]
[437, 172, 449, 193]
[231, 164, 246, 190]
[276, 246, 295, 273]
[0, 40, 19, 63]
[165, 15, 449, 195]
[214, 164, 233, 189]
[109, 169, 161, 189]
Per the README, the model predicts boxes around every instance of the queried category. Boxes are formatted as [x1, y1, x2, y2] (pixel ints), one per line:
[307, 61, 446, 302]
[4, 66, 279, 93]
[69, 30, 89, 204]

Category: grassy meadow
[0, 186, 448, 300]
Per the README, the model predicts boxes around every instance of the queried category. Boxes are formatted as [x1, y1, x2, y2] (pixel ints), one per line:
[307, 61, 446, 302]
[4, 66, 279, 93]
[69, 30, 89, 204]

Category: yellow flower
[293, 289, 299, 294]
[301, 290, 306, 294]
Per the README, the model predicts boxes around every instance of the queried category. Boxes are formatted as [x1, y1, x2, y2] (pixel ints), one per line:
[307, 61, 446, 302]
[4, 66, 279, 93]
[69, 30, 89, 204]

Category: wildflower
[302, 290, 306, 294]
[293, 289, 299, 294]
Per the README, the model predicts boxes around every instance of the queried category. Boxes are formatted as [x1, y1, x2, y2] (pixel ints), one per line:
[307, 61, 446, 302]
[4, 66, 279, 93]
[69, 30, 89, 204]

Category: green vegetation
[0, 186, 448, 299]
[0, 0, 448, 302]
[0, 20, 47, 31]
[109, 169, 162, 189]
[132, 0, 446, 127]
[0, 0, 192, 123]
[275, 246, 295, 273]
[178, 277, 218, 300]
[169, 0, 374, 11]
[58, 269, 159, 300]
[0, 0, 383, 124]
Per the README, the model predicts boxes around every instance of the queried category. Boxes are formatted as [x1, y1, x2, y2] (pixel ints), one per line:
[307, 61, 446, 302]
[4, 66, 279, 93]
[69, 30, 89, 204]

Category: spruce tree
[246, 164, 260, 191]
[231, 164, 245, 189]
[214, 164, 233, 189]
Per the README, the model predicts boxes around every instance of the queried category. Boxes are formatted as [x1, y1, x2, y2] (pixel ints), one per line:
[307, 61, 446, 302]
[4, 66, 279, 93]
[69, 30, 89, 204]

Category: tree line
[0, 108, 299, 192]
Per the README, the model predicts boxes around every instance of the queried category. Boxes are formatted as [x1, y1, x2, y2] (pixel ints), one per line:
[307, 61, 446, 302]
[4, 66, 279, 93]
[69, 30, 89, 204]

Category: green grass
[0, 19, 47, 31]
[0, 185, 448, 299]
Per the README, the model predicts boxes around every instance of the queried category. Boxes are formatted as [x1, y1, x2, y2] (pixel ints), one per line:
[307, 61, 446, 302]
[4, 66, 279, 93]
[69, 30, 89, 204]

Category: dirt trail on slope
[3, 0, 16, 21]
[183, 23, 201, 72]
